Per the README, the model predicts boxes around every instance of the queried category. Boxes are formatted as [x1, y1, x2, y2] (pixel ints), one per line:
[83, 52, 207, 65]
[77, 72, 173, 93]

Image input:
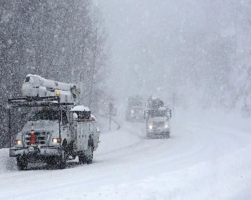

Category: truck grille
[24, 131, 50, 146]
[154, 121, 164, 127]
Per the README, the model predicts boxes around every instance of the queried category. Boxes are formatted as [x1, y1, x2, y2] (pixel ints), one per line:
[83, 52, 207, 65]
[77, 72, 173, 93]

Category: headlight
[14, 140, 22, 145]
[148, 125, 153, 130]
[165, 124, 169, 128]
[52, 138, 61, 143]
[131, 110, 134, 114]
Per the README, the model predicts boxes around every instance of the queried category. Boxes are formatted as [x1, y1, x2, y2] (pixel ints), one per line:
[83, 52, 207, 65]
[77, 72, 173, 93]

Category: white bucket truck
[8, 74, 100, 170]
[145, 97, 172, 138]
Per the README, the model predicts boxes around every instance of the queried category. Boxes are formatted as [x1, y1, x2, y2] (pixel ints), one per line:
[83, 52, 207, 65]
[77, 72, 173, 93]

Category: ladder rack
[8, 96, 74, 108]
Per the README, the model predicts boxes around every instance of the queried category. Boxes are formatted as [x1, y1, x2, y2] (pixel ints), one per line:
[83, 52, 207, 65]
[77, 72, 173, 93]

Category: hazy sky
[94, 1, 183, 99]
[94, 0, 236, 107]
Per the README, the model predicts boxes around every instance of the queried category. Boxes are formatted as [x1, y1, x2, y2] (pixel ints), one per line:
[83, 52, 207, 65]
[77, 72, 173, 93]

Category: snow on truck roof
[70, 105, 90, 112]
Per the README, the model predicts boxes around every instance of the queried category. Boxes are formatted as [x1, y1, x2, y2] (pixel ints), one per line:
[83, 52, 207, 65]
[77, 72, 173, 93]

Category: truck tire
[78, 153, 85, 164]
[86, 145, 93, 164]
[17, 156, 28, 170]
[85, 138, 94, 164]
[56, 142, 67, 169]
[56, 149, 67, 169]
[46, 156, 57, 166]
[146, 133, 152, 139]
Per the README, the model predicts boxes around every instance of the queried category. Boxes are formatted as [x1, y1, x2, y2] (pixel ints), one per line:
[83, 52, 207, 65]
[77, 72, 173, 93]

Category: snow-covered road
[0, 110, 251, 200]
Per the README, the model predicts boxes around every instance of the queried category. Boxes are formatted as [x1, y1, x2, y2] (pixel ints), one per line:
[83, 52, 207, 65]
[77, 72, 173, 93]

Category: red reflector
[57, 138, 61, 143]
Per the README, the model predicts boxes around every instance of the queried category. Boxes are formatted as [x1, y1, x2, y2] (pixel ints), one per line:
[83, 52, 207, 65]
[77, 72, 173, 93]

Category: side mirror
[73, 113, 78, 120]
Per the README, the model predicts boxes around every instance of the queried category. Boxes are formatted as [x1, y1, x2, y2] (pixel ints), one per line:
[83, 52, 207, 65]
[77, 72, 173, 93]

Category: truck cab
[18, 108, 71, 148]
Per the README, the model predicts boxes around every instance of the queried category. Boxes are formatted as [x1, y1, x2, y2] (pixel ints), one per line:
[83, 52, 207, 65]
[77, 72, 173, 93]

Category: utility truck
[145, 97, 172, 138]
[8, 74, 100, 170]
[125, 95, 144, 122]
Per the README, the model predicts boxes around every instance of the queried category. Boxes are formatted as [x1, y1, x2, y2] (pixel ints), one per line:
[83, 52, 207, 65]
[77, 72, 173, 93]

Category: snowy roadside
[80, 145, 251, 200]
[89, 109, 251, 200]
[0, 148, 16, 173]
[97, 115, 120, 133]
[96, 118, 144, 156]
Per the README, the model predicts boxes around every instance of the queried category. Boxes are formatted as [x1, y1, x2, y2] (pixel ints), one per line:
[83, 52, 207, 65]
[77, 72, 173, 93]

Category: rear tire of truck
[86, 146, 93, 164]
[86, 141, 94, 164]
[17, 156, 28, 170]
[78, 153, 85, 164]
[56, 142, 67, 169]
[56, 150, 67, 169]
[46, 156, 57, 166]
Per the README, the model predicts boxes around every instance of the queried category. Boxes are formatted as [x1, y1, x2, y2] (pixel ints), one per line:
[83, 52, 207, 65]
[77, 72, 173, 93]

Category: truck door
[76, 122, 90, 151]
[76, 123, 82, 151]
[82, 122, 91, 150]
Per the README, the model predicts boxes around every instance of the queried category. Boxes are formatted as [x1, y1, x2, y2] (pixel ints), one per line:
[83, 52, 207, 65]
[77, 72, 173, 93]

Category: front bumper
[128, 115, 144, 121]
[147, 128, 170, 135]
[9, 146, 62, 158]
[147, 127, 170, 134]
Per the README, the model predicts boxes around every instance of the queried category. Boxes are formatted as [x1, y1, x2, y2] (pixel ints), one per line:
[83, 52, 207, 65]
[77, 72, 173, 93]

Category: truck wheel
[56, 150, 67, 169]
[46, 156, 57, 166]
[78, 153, 85, 164]
[56, 141, 68, 169]
[17, 156, 28, 170]
[85, 145, 93, 164]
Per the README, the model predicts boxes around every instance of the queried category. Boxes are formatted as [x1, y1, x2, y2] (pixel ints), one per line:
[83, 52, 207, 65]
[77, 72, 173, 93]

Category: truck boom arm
[21, 74, 79, 103]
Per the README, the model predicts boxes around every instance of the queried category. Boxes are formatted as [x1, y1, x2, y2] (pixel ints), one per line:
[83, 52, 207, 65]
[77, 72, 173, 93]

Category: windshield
[128, 96, 144, 107]
[148, 110, 167, 118]
[129, 101, 143, 107]
[29, 110, 60, 121]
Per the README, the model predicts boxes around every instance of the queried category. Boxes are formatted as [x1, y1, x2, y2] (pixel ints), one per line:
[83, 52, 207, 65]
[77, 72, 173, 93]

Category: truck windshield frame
[148, 110, 167, 118]
[29, 109, 60, 121]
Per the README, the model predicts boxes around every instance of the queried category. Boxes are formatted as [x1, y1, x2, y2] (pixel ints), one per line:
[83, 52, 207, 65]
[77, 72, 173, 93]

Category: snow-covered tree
[0, 0, 108, 147]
